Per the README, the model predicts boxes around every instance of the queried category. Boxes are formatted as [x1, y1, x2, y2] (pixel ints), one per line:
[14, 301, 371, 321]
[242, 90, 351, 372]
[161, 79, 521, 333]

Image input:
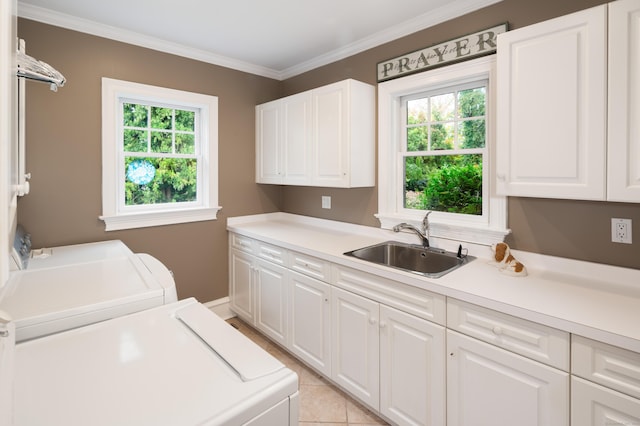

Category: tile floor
[227, 317, 389, 426]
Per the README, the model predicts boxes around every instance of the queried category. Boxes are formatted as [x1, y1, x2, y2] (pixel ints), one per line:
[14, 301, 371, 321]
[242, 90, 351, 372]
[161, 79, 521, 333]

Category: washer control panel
[12, 225, 31, 270]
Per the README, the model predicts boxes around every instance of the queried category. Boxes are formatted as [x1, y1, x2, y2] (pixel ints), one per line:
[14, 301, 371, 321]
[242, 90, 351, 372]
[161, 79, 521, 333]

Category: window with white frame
[377, 56, 509, 245]
[101, 78, 220, 231]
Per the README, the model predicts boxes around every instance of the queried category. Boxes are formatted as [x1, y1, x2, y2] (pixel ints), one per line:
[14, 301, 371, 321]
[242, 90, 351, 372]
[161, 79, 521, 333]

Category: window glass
[122, 102, 198, 206]
[402, 83, 487, 216]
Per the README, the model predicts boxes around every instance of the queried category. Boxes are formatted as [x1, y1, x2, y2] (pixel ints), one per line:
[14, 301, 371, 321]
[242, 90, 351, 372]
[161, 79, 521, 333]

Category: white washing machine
[0, 298, 299, 425]
[0, 228, 177, 342]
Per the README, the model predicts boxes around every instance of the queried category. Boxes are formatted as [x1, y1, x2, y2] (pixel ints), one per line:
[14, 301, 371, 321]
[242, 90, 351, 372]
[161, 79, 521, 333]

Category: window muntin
[401, 81, 487, 216]
[101, 78, 219, 231]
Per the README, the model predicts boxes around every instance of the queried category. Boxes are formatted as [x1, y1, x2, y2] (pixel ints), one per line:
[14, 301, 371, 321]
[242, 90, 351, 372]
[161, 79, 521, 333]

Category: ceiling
[18, 0, 502, 80]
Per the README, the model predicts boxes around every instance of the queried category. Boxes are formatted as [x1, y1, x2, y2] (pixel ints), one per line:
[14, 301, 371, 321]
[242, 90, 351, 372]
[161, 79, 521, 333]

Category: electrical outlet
[611, 218, 632, 244]
[321, 196, 331, 209]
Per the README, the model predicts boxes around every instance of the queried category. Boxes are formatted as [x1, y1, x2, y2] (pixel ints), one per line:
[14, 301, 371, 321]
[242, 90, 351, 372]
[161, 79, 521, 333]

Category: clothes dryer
[1, 237, 177, 341]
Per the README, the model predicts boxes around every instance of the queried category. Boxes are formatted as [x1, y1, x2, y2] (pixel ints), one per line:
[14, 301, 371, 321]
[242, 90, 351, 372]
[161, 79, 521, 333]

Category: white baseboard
[203, 297, 235, 319]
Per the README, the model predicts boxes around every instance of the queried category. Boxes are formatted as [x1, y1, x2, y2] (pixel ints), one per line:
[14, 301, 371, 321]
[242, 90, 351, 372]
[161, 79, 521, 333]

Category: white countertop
[227, 213, 640, 353]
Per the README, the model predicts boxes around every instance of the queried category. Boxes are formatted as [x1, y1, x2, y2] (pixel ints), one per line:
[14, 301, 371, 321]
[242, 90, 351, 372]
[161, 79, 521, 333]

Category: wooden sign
[377, 23, 508, 82]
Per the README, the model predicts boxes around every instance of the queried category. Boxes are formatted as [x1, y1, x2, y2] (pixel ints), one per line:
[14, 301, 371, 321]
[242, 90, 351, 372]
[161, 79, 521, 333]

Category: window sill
[100, 206, 221, 231]
[375, 213, 510, 246]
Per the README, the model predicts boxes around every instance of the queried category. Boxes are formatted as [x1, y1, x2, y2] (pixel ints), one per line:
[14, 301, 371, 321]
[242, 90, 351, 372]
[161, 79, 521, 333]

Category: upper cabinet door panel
[607, 0, 640, 202]
[312, 82, 348, 186]
[496, 5, 607, 200]
[255, 100, 282, 184]
[282, 92, 312, 185]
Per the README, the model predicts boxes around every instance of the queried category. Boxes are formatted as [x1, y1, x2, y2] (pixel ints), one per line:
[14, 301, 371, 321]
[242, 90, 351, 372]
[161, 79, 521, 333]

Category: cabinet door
[229, 248, 255, 323]
[380, 305, 445, 426]
[255, 100, 282, 184]
[496, 5, 607, 200]
[447, 331, 569, 426]
[255, 258, 288, 346]
[572, 376, 640, 426]
[289, 271, 331, 376]
[282, 92, 312, 185]
[607, 0, 640, 202]
[331, 287, 379, 409]
[312, 81, 349, 187]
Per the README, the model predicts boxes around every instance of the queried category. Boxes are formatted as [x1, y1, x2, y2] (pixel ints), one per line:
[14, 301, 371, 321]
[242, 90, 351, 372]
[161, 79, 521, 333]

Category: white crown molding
[279, 0, 504, 79]
[19, 0, 502, 81]
[17, 2, 282, 79]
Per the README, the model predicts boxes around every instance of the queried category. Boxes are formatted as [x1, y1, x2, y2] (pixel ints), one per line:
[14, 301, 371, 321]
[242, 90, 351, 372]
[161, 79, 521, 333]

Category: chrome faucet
[392, 211, 431, 247]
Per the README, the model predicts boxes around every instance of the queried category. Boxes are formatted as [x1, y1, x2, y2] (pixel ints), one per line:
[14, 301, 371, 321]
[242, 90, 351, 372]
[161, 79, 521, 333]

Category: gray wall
[17, 0, 639, 304]
[17, 19, 283, 302]
[278, 0, 640, 269]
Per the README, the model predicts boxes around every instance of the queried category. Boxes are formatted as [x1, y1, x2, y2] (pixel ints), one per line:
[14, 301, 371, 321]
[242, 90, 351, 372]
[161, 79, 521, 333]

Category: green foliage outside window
[122, 103, 198, 206]
[420, 156, 482, 215]
[404, 86, 486, 215]
[124, 157, 197, 205]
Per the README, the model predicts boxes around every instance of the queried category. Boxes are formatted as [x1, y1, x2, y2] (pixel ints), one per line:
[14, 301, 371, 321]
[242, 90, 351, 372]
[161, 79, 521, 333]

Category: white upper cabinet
[255, 99, 281, 184]
[256, 92, 311, 185]
[256, 79, 375, 188]
[496, 4, 608, 200]
[310, 80, 375, 187]
[497, 0, 640, 202]
[608, 0, 640, 202]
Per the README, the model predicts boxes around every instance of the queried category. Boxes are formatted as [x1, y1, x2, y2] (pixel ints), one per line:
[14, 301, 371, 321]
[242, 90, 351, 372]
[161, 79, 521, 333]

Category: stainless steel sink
[343, 241, 473, 278]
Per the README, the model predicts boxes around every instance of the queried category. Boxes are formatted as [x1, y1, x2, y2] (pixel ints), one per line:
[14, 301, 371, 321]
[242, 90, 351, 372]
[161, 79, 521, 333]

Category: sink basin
[343, 241, 473, 278]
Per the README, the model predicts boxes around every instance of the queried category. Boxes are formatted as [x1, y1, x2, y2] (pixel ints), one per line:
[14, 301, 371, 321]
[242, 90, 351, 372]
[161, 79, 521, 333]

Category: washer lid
[14, 299, 298, 426]
[0, 256, 163, 326]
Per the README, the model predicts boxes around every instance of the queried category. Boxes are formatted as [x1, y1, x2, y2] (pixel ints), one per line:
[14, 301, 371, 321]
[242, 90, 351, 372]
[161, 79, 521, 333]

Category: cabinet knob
[496, 174, 506, 181]
[379, 321, 387, 329]
[369, 318, 377, 325]
[492, 326, 503, 335]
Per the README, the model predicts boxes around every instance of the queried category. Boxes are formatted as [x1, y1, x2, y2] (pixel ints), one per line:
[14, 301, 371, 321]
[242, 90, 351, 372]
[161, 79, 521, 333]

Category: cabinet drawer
[332, 265, 445, 325]
[255, 241, 287, 266]
[288, 251, 331, 282]
[229, 233, 255, 254]
[447, 299, 569, 371]
[572, 335, 640, 399]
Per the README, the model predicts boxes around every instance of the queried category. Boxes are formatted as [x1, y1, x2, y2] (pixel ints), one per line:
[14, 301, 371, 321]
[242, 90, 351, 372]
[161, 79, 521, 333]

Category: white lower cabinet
[331, 287, 380, 409]
[572, 377, 640, 426]
[289, 271, 331, 377]
[229, 241, 289, 347]
[229, 248, 255, 322]
[331, 286, 446, 425]
[571, 335, 640, 425]
[380, 304, 446, 426]
[229, 233, 640, 426]
[254, 258, 288, 347]
[447, 330, 569, 426]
